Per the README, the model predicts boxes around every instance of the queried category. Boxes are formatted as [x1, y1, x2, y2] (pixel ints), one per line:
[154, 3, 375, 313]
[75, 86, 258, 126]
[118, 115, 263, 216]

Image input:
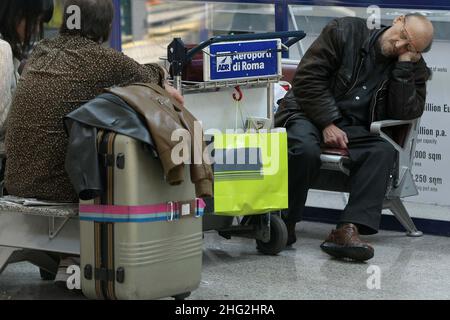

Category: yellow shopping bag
[213, 128, 288, 216]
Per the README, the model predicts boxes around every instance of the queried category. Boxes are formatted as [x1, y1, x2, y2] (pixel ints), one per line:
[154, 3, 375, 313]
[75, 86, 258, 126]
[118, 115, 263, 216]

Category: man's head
[60, 0, 114, 44]
[379, 13, 434, 58]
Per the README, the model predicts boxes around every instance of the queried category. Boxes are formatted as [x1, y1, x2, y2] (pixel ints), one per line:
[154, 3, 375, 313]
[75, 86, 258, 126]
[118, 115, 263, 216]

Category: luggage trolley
[167, 31, 306, 255]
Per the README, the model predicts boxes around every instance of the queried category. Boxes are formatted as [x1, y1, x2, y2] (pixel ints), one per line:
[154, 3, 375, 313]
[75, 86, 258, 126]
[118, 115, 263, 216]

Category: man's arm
[386, 54, 430, 120]
[292, 18, 344, 129]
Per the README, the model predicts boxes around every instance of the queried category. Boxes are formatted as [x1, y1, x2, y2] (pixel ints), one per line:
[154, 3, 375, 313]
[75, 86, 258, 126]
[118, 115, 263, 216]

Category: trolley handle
[186, 31, 306, 61]
[167, 31, 306, 90]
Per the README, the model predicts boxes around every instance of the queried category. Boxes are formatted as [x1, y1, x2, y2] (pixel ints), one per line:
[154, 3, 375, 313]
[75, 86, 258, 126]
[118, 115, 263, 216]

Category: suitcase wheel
[173, 292, 191, 300]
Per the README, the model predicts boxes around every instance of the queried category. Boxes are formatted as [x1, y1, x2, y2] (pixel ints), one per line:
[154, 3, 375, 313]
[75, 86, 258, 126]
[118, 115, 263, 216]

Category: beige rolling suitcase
[80, 131, 204, 300]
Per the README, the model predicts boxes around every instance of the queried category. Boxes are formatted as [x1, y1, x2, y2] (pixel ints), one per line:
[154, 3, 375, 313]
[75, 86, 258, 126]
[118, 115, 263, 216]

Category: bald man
[275, 14, 434, 261]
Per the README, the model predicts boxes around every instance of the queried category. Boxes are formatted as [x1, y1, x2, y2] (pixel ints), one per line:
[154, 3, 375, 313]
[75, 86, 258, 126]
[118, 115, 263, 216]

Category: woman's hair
[0, 0, 53, 59]
[60, 0, 114, 44]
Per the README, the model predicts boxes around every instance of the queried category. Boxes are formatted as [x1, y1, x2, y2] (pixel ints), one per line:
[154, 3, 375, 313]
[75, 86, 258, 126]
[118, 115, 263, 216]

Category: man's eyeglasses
[400, 18, 419, 54]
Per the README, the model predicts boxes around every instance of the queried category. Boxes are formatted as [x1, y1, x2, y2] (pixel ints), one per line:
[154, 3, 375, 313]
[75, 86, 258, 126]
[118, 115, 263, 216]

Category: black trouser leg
[285, 117, 322, 223]
[340, 136, 396, 235]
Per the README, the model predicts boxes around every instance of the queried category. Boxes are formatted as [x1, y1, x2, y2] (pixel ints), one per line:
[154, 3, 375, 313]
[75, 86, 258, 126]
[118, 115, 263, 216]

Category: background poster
[407, 42, 450, 206]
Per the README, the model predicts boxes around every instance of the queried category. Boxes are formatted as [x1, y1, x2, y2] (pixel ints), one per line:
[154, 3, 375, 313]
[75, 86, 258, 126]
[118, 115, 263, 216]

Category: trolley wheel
[256, 214, 287, 255]
[173, 292, 191, 300]
[39, 268, 57, 281]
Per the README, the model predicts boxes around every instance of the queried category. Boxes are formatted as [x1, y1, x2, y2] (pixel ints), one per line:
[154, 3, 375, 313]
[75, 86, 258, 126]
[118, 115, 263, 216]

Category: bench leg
[0, 246, 23, 274]
[0, 247, 61, 277]
[385, 198, 423, 237]
[21, 250, 60, 275]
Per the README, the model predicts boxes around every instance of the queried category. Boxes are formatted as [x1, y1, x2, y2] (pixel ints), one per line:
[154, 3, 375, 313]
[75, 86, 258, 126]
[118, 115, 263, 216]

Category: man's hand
[323, 124, 348, 149]
[165, 82, 185, 106]
[398, 51, 421, 63]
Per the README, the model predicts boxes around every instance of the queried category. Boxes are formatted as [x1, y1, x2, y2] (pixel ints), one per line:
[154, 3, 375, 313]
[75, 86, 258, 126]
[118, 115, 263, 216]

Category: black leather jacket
[64, 93, 156, 200]
[275, 17, 431, 129]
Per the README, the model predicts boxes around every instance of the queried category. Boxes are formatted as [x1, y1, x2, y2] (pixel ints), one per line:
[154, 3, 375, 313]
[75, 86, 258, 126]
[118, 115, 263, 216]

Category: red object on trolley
[233, 86, 243, 101]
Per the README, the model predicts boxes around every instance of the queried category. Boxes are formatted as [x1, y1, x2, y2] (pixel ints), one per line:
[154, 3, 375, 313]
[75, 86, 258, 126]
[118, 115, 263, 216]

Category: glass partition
[120, 0, 275, 64]
[287, 5, 450, 60]
[43, 0, 64, 39]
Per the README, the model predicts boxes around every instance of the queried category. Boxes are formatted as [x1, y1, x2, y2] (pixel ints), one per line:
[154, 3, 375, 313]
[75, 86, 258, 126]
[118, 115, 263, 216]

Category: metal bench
[0, 195, 79, 278]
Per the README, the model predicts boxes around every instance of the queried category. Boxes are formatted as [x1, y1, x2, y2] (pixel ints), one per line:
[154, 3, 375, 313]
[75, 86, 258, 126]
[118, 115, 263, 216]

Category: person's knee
[371, 141, 396, 164]
[375, 141, 396, 157]
[286, 119, 322, 170]
[289, 142, 321, 165]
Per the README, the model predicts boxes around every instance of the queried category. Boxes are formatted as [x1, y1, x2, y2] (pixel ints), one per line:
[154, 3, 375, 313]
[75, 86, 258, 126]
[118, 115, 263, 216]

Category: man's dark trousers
[285, 116, 397, 235]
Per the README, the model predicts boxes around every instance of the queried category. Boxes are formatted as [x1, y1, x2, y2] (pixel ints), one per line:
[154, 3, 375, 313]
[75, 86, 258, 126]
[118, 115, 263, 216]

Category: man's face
[379, 15, 434, 60]
[379, 16, 420, 58]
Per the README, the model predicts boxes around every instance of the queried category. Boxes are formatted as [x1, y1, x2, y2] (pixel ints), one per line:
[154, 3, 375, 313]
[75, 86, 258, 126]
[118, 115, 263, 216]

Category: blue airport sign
[204, 39, 281, 81]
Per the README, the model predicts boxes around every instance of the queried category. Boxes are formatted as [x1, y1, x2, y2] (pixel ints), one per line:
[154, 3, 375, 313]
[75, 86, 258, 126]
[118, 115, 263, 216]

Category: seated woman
[5, 0, 182, 202]
[0, 0, 51, 154]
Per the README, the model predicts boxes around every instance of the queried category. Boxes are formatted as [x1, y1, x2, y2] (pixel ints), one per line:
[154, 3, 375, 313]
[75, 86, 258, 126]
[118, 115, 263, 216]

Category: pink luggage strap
[79, 198, 206, 223]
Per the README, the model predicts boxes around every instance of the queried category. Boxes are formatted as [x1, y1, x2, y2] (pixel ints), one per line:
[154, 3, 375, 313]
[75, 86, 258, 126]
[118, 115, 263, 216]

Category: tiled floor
[1, 221, 449, 300]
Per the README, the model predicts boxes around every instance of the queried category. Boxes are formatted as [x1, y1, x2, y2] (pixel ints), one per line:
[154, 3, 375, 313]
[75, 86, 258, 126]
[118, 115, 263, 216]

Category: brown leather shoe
[320, 223, 374, 261]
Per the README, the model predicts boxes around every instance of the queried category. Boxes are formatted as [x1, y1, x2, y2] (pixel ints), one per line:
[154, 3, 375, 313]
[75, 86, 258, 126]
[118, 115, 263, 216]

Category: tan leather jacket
[106, 83, 213, 198]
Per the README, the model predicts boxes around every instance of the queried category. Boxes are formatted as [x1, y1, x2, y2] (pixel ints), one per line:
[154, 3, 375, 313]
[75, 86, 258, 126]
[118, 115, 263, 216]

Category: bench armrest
[370, 118, 421, 196]
[320, 154, 350, 176]
[370, 119, 416, 135]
